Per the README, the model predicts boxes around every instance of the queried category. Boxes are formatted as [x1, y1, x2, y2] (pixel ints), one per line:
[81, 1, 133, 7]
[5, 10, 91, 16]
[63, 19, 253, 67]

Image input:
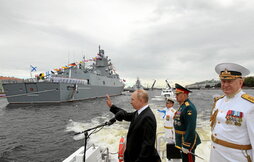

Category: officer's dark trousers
[181, 149, 195, 162]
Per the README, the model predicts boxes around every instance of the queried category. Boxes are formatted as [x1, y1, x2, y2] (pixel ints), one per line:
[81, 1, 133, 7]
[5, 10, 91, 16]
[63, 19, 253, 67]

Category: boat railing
[2, 77, 88, 85]
[49, 77, 88, 85]
[1, 79, 26, 84]
[101, 147, 110, 162]
[156, 131, 167, 160]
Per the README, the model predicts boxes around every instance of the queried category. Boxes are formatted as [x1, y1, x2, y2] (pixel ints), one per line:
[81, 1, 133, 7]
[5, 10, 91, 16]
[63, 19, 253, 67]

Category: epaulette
[214, 95, 224, 102]
[211, 95, 224, 112]
[185, 101, 190, 106]
[241, 94, 254, 103]
[210, 95, 224, 130]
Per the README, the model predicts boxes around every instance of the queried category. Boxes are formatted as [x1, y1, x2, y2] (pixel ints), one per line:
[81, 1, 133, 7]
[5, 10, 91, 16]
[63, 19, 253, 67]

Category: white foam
[66, 118, 128, 152]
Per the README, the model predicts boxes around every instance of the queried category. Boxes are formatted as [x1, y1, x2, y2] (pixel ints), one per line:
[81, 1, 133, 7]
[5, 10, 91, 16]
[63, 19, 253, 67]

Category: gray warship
[3, 47, 125, 104]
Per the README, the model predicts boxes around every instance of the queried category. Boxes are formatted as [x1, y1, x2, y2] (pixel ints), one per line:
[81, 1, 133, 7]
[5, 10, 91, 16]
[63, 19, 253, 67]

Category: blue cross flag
[30, 65, 37, 72]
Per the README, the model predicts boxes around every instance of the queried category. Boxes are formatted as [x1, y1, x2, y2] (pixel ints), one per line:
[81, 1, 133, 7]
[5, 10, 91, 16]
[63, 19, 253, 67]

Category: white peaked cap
[166, 97, 175, 103]
[215, 63, 250, 76]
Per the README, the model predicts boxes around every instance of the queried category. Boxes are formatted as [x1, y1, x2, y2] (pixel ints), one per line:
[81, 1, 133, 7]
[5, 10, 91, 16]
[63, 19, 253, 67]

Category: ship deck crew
[210, 63, 254, 162]
[173, 83, 201, 162]
[163, 98, 176, 144]
[159, 98, 181, 162]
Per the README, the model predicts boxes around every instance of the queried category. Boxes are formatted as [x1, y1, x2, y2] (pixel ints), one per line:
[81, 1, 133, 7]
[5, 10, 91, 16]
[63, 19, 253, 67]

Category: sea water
[1, 89, 254, 162]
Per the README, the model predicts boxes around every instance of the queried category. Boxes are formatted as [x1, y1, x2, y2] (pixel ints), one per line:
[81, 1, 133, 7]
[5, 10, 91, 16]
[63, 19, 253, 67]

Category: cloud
[1, 0, 254, 86]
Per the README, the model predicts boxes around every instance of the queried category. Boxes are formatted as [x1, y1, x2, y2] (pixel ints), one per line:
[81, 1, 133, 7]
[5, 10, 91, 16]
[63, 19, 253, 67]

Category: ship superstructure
[3, 47, 125, 104]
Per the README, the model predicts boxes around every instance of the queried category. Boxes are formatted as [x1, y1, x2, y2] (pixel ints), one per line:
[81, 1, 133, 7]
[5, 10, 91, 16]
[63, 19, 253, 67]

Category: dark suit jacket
[110, 105, 161, 162]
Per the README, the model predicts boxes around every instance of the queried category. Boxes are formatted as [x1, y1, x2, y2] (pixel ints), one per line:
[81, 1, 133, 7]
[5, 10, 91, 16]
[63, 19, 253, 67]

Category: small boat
[161, 80, 174, 98]
[161, 88, 174, 98]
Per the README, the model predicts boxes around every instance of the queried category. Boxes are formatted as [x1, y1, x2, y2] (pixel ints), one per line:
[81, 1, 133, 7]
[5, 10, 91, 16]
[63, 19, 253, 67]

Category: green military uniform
[173, 83, 201, 162]
[174, 99, 201, 151]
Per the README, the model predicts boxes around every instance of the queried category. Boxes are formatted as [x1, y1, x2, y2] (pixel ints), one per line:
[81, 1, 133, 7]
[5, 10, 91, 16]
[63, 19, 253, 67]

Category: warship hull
[3, 47, 125, 104]
[3, 81, 124, 104]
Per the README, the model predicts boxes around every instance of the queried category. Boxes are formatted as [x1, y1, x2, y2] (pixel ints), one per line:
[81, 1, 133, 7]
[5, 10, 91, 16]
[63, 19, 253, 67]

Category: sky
[1, 0, 254, 87]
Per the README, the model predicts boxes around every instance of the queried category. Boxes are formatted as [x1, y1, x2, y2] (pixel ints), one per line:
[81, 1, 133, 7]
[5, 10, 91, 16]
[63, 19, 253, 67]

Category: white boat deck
[63, 144, 118, 162]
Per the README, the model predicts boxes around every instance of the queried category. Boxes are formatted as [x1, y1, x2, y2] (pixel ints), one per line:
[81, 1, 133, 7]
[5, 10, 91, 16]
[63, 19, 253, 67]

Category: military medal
[166, 115, 170, 121]
[225, 110, 232, 124]
[234, 111, 243, 126]
[225, 110, 243, 126]
[174, 111, 181, 120]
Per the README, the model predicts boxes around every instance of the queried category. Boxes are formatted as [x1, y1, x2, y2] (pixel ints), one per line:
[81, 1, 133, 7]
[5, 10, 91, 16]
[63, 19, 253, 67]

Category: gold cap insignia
[219, 68, 241, 80]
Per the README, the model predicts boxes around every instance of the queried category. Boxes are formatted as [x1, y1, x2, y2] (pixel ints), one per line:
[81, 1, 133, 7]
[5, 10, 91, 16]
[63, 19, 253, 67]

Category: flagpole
[30, 65, 32, 78]
[30, 65, 37, 79]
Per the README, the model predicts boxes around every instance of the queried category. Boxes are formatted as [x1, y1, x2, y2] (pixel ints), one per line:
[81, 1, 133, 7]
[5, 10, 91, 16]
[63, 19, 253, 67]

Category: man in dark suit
[106, 89, 161, 162]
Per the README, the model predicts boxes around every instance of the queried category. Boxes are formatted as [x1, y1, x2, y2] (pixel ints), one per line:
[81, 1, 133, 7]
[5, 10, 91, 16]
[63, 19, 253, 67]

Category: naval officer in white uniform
[163, 98, 176, 144]
[158, 98, 181, 162]
[210, 63, 254, 162]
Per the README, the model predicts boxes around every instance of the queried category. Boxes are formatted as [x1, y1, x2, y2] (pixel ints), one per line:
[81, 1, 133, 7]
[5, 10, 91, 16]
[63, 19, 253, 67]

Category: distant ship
[132, 77, 144, 90]
[3, 47, 125, 104]
[124, 77, 146, 92]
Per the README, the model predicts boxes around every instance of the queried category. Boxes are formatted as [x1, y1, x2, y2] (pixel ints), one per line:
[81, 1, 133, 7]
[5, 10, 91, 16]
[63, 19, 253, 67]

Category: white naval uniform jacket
[163, 107, 176, 143]
[210, 90, 254, 162]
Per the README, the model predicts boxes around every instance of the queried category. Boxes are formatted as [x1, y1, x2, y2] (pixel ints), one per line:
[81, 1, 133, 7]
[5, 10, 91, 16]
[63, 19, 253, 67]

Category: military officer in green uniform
[173, 83, 201, 162]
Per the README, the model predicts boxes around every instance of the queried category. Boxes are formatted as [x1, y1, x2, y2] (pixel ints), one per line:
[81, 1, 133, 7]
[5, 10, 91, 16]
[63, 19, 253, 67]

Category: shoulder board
[185, 102, 190, 106]
[214, 95, 224, 102]
[211, 95, 224, 112]
[241, 94, 254, 103]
